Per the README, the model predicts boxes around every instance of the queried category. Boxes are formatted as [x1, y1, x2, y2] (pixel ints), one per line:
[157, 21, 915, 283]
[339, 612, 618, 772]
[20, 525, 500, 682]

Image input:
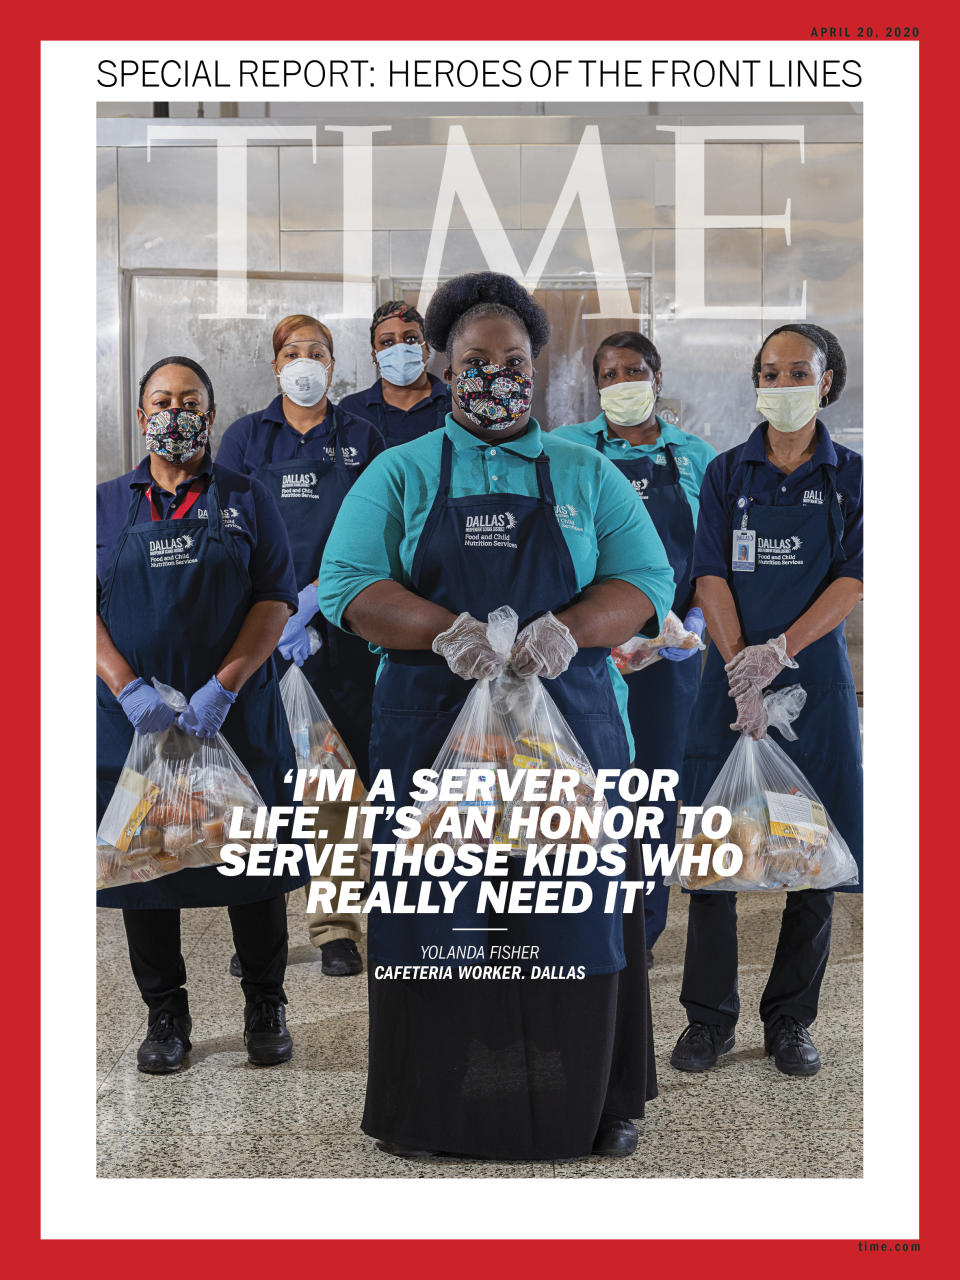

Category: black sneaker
[670, 1021, 735, 1073]
[137, 1012, 192, 1075]
[764, 1016, 821, 1077]
[228, 953, 242, 978]
[320, 938, 362, 976]
[592, 1118, 638, 1157]
[646, 949, 654, 970]
[244, 1000, 293, 1066]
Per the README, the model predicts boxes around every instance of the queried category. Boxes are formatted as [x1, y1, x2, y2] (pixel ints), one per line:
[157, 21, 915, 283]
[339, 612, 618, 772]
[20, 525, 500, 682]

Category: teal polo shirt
[317, 415, 676, 756]
[552, 414, 717, 528]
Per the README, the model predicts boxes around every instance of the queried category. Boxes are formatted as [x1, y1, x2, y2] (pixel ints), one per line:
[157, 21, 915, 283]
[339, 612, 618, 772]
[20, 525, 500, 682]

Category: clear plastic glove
[510, 611, 578, 679]
[177, 675, 238, 738]
[659, 606, 706, 662]
[278, 584, 322, 666]
[117, 677, 177, 736]
[729, 682, 769, 739]
[432, 612, 507, 682]
[724, 633, 797, 695]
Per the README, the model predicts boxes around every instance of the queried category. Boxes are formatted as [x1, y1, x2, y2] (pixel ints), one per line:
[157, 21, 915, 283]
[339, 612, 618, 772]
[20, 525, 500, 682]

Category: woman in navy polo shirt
[339, 300, 451, 448]
[671, 324, 863, 1080]
[217, 315, 384, 978]
[319, 272, 676, 1163]
[97, 356, 308, 1075]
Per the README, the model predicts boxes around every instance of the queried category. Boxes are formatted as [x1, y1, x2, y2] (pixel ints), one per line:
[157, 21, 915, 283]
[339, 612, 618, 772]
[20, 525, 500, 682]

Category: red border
[24, 2, 933, 1270]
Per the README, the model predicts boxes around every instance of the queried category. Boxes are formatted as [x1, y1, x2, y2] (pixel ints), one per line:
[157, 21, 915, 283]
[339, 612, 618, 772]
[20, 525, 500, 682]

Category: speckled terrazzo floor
[96, 888, 863, 1179]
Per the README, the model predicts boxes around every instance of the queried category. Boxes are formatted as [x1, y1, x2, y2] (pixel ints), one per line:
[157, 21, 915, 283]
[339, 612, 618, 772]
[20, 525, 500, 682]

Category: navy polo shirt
[96, 451, 299, 613]
[338, 374, 451, 448]
[216, 394, 385, 473]
[692, 421, 863, 584]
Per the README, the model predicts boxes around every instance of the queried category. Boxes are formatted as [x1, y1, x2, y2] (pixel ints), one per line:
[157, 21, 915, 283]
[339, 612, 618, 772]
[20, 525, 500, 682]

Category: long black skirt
[362, 870, 656, 1162]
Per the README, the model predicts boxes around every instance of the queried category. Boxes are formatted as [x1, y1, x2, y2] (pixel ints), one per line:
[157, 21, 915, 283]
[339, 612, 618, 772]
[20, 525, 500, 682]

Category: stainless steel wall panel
[280, 229, 390, 277]
[97, 148, 123, 482]
[375, 144, 522, 231]
[118, 146, 280, 270]
[388, 227, 654, 282]
[520, 144, 667, 230]
[278, 145, 344, 231]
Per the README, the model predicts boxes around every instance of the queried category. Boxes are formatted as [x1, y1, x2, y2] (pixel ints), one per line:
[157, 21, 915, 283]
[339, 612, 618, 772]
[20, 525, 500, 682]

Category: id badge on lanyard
[732, 497, 756, 573]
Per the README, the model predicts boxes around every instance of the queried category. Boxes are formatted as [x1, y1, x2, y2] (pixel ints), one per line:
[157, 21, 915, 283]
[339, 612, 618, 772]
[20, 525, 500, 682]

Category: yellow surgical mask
[599, 380, 657, 427]
[756, 386, 821, 433]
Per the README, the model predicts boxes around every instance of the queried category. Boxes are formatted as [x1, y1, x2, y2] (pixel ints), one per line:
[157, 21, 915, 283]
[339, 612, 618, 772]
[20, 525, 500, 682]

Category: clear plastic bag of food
[611, 610, 706, 674]
[96, 680, 266, 890]
[278, 658, 365, 801]
[668, 684, 858, 892]
[406, 607, 606, 853]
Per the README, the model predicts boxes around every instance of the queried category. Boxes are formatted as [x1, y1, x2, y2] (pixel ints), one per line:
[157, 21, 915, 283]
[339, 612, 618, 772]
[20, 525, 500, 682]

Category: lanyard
[147, 479, 205, 522]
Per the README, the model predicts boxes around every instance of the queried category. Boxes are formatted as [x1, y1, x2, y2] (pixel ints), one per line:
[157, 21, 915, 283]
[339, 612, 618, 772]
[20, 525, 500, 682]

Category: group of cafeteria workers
[96, 270, 863, 1163]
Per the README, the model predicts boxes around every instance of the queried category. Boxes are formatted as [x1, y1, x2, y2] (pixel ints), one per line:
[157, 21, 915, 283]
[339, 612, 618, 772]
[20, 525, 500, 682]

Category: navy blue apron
[96, 469, 307, 909]
[598, 433, 701, 945]
[684, 449, 862, 891]
[374, 386, 447, 447]
[368, 433, 631, 972]
[254, 405, 379, 779]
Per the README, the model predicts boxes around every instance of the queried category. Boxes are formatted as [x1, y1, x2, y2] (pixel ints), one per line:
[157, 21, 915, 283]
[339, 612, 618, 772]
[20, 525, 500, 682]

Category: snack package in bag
[667, 685, 859, 892]
[406, 607, 606, 853]
[96, 681, 266, 890]
[611, 610, 706, 675]
[278, 655, 365, 801]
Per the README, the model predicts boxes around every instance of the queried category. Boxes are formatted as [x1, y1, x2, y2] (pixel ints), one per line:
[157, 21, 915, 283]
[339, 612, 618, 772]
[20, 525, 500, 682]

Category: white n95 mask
[599, 380, 657, 427]
[279, 358, 329, 407]
[756, 385, 821, 434]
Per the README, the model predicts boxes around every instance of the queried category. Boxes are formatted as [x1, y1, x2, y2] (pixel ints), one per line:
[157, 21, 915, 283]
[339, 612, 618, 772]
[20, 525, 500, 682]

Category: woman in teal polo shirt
[319, 272, 674, 1164]
[554, 332, 716, 963]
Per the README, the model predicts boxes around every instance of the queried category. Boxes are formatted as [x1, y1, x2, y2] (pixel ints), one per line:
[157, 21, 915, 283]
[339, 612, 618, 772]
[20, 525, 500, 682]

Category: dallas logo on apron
[463, 511, 518, 549]
[148, 533, 198, 568]
[280, 472, 320, 499]
[758, 534, 804, 566]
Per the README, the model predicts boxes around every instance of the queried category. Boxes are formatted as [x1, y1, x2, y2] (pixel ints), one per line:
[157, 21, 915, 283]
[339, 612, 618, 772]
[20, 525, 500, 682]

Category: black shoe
[592, 1118, 638, 1157]
[137, 1011, 192, 1075]
[646, 949, 654, 970]
[228, 953, 242, 978]
[670, 1021, 735, 1073]
[243, 1000, 293, 1066]
[320, 938, 362, 976]
[764, 1016, 821, 1077]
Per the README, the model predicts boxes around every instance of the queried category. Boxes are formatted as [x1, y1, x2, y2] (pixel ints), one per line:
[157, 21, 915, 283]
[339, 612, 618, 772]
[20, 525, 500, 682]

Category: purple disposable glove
[659, 606, 706, 663]
[117, 677, 177, 736]
[279, 584, 322, 667]
[177, 675, 238, 738]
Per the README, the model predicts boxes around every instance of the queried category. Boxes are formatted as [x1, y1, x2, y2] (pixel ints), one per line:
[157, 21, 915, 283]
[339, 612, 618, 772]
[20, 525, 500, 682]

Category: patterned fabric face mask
[144, 408, 210, 462]
[454, 364, 533, 431]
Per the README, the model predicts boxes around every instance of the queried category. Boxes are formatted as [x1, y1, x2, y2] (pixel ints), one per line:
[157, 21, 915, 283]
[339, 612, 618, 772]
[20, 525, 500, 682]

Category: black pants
[122, 895, 289, 1020]
[679, 889, 834, 1032]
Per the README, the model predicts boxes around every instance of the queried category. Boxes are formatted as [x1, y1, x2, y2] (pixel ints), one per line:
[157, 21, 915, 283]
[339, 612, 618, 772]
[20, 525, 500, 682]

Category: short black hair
[592, 331, 662, 385]
[752, 324, 847, 405]
[370, 300, 425, 348]
[423, 272, 551, 358]
[138, 355, 215, 410]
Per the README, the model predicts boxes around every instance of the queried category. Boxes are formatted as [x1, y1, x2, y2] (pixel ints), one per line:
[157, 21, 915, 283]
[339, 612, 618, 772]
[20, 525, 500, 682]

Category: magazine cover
[31, 5, 929, 1268]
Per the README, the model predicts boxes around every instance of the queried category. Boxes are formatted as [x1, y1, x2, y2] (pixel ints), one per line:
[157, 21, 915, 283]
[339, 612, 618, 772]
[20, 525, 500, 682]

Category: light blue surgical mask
[376, 341, 426, 387]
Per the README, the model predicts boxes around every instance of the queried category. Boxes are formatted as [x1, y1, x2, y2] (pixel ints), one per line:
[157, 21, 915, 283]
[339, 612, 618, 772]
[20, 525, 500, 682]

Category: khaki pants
[302, 801, 370, 947]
